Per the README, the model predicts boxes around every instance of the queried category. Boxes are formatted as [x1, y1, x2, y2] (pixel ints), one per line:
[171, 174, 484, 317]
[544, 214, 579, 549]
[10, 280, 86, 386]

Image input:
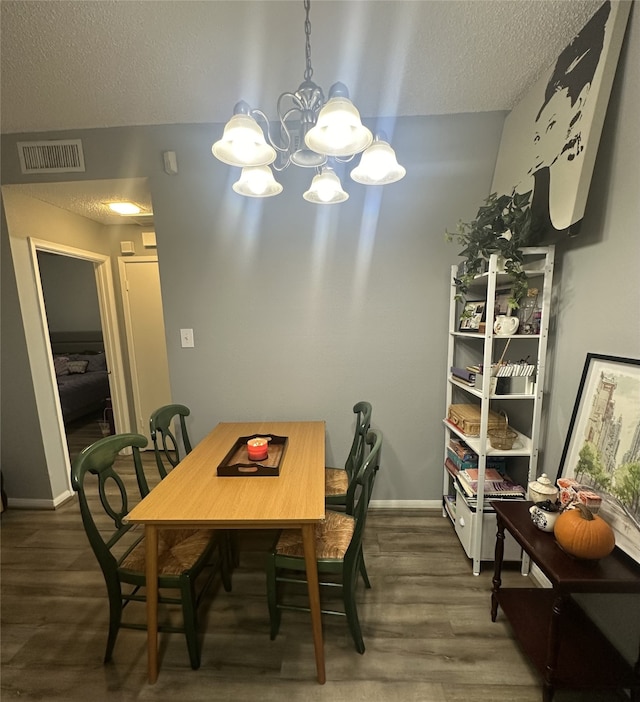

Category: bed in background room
[50, 331, 111, 425]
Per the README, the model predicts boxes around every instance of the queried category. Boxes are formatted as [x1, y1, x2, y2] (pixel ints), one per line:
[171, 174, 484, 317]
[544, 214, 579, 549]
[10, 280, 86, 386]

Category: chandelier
[212, 0, 405, 204]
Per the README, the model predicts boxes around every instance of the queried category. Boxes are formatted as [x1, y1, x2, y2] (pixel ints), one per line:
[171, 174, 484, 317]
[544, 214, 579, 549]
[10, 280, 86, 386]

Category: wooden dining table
[126, 420, 327, 684]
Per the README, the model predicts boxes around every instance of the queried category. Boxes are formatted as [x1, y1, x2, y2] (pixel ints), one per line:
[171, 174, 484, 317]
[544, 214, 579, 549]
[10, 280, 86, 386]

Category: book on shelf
[451, 374, 475, 387]
[464, 468, 513, 482]
[447, 460, 525, 502]
[460, 494, 525, 511]
[460, 467, 505, 481]
[446, 447, 477, 471]
[450, 366, 476, 383]
[448, 437, 476, 462]
[456, 469, 526, 498]
[444, 457, 460, 478]
[446, 447, 506, 472]
[494, 362, 536, 377]
[453, 480, 525, 507]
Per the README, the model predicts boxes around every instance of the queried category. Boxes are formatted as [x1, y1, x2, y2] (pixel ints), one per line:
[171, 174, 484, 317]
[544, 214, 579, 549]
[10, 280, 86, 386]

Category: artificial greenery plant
[446, 190, 533, 313]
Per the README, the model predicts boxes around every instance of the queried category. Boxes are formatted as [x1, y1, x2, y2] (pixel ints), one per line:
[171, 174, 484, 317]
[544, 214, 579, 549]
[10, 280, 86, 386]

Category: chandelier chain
[304, 0, 313, 82]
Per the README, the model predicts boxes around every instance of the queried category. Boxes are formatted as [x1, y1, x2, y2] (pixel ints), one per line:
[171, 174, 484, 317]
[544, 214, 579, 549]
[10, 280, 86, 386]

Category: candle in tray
[247, 437, 269, 461]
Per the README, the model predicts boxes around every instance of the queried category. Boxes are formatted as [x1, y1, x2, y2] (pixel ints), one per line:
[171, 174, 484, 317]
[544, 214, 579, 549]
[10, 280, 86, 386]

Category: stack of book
[445, 438, 525, 508]
[494, 362, 536, 377]
[456, 468, 525, 499]
[446, 437, 506, 471]
[450, 366, 477, 387]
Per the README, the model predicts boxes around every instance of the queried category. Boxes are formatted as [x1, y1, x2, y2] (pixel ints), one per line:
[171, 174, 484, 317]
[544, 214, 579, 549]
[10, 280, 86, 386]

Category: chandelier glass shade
[211, 0, 405, 202]
[232, 165, 283, 198]
[350, 135, 406, 185]
[212, 105, 277, 167]
[303, 83, 373, 157]
[303, 167, 349, 204]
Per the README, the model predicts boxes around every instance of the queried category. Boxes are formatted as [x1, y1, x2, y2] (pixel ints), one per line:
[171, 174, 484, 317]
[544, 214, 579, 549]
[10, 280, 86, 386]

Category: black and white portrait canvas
[491, 1, 631, 240]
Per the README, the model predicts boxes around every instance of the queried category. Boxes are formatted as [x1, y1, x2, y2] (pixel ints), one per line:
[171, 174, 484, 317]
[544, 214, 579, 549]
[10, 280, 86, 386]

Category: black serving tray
[216, 434, 288, 476]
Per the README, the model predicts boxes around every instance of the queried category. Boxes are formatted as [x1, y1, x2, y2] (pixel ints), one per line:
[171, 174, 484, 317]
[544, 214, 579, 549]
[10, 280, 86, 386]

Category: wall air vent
[17, 139, 85, 174]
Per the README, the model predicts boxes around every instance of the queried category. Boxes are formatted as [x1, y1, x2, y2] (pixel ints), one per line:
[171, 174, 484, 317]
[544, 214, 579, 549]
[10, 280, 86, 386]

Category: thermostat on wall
[142, 231, 157, 248]
[120, 241, 135, 255]
[163, 150, 178, 175]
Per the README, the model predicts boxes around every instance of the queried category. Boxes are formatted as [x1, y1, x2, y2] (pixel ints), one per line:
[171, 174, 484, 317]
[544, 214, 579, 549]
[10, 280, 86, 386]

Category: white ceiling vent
[17, 139, 85, 174]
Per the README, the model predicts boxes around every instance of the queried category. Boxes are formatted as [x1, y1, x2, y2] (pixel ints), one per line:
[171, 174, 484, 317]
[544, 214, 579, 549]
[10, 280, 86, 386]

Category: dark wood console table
[491, 501, 640, 702]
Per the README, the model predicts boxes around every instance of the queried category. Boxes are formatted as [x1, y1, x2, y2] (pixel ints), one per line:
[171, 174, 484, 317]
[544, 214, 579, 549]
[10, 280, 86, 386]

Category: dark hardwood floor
[64, 409, 112, 462]
[0, 434, 630, 701]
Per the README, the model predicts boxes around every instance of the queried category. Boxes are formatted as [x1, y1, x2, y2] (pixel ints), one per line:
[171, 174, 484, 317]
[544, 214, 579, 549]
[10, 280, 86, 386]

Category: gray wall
[535, 5, 640, 665]
[38, 252, 101, 332]
[150, 113, 503, 503]
[1, 210, 50, 500]
[1, 111, 505, 506]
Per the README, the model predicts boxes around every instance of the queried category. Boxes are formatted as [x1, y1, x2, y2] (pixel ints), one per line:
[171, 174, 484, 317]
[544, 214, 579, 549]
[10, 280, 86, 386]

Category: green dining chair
[325, 401, 372, 506]
[267, 430, 382, 654]
[71, 432, 225, 669]
[149, 403, 193, 481]
[149, 403, 238, 577]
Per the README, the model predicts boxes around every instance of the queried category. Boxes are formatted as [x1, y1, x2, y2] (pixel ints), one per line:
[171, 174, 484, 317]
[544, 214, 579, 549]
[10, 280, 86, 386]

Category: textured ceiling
[2, 179, 155, 226]
[1, 0, 603, 133]
[0, 0, 605, 223]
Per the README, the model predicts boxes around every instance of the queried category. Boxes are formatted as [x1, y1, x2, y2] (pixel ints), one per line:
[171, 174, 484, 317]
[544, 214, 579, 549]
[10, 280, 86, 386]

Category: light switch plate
[180, 328, 194, 348]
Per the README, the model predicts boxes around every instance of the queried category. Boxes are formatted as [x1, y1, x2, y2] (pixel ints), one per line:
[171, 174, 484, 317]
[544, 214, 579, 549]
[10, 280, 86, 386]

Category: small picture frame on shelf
[459, 300, 486, 332]
[494, 288, 512, 317]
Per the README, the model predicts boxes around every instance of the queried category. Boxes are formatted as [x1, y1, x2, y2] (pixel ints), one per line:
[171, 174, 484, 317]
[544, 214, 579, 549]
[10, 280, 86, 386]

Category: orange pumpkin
[554, 503, 615, 560]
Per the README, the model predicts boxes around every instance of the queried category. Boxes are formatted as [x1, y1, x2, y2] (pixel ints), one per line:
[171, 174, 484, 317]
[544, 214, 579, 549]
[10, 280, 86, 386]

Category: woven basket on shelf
[487, 409, 517, 449]
[488, 427, 518, 450]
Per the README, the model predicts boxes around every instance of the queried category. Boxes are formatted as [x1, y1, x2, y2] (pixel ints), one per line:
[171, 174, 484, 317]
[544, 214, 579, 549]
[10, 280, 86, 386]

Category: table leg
[145, 524, 159, 684]
[301, 523, 326, 684]
[543, 594, 566, 702]
[491, 513, 505, 622]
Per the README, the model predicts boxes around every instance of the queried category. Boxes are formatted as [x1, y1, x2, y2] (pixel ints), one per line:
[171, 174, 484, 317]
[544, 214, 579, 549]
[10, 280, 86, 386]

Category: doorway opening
[37, 251, 115, 462]
[29, 238, 130, 498]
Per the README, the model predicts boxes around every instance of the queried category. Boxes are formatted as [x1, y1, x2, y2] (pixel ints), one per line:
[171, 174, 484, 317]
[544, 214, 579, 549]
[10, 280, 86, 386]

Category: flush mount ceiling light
[212, 0, 405, 203]
[105, 202, 154, 221]
[107, 202, 141, 215]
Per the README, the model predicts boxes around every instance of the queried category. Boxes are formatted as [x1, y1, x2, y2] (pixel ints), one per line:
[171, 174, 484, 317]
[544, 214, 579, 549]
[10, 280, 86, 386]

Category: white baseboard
[53, 489, 75, 507]
[370, 500, 442, 509]
[7, 489, 75, 511]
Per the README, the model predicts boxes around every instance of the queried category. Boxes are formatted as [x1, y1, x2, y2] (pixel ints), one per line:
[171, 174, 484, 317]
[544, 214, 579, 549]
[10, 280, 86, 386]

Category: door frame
[28, 238, 130, 500]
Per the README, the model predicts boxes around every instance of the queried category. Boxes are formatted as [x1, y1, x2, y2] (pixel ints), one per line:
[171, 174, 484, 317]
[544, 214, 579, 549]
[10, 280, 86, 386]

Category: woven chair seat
[121, 529, 216, 576]
[325, 467, 349, 496]
[275, 511, 354, 560]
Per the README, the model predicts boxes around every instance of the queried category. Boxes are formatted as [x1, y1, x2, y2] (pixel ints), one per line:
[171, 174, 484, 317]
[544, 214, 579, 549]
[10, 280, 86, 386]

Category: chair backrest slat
[346, 430, 382, 554]
[148, 404, 193, 489]
[344, 401, 372, 481]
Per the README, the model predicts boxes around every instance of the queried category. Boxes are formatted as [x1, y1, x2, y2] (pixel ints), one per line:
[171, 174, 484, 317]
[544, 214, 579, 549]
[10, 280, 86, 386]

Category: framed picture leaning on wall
[458, 301, 486, 332]
[558, 353, 640, 565]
